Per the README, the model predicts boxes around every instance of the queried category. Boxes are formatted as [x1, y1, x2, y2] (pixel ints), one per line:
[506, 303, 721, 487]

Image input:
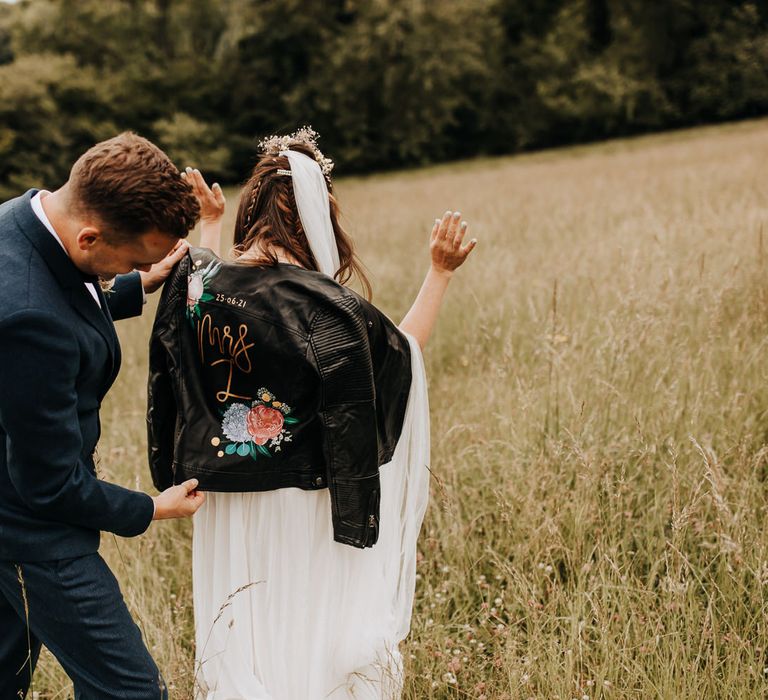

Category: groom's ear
[75, 226, 105, 250]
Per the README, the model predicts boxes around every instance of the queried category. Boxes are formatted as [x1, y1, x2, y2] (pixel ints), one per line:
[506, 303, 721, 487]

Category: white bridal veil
[281, 149, 341, 277]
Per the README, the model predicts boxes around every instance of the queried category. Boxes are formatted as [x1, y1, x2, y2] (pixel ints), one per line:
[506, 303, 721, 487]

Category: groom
[0, 133, 206, 699]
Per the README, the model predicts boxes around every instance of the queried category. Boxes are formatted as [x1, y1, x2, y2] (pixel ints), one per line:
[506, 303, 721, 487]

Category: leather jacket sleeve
[309, 293, 380, 548]
[146, 259, 186, 491]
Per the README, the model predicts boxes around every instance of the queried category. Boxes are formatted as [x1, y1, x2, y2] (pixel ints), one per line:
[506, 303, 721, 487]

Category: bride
[147, 128, 476, 699]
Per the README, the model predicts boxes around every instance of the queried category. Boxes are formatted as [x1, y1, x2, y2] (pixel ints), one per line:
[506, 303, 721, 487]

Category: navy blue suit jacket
[0, 190, 154, 561]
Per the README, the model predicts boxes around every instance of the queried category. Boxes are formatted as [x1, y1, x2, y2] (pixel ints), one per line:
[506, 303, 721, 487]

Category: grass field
[32, 118, 768, 699]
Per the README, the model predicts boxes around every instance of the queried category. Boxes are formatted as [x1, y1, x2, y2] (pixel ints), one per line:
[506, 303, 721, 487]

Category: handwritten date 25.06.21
[215, 293, 247, 308]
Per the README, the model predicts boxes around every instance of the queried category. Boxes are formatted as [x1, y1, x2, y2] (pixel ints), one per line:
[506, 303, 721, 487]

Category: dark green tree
[0, 0, 766, 195]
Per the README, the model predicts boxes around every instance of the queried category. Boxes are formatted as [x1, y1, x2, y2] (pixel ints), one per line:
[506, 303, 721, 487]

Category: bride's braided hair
[232, 142, 372, 300]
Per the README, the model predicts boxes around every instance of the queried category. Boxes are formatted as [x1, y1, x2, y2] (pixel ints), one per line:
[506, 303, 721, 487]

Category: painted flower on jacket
[247, 404, 284, 445]
[186, 258, 221, 323]
[221, 403, 251, 443]
[188, 274, 204, 307]
[215, 388, 298, 460]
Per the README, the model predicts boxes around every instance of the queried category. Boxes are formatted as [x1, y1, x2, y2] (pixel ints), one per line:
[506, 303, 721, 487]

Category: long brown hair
[232, 143, 372, 300]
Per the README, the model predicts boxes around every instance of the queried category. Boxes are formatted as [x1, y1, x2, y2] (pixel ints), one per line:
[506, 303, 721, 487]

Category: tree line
[0, 0, 767, 199]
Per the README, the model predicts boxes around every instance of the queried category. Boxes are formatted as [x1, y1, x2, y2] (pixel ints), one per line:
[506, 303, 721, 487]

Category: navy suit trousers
[0, 555, 167, 699]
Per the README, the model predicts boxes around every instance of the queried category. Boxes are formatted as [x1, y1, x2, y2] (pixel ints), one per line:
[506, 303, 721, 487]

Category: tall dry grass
[32, 119, 768, 699]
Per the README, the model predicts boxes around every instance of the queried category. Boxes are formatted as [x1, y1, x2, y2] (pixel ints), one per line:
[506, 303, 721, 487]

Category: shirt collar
[29, 191, 99, 285]
[30, 190, 66, 251]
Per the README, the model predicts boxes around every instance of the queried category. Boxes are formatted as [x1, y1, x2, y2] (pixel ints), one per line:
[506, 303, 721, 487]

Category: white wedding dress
[192, 333, 430, 700]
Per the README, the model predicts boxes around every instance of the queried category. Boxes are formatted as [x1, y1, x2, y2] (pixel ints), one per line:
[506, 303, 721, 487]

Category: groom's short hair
[69, 132, 200, 240]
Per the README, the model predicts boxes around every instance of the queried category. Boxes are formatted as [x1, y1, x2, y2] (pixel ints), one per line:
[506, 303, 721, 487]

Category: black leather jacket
[147, 248, 412, 548]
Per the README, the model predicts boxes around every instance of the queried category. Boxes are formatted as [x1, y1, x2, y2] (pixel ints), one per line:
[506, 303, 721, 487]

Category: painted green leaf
[257, 444, 271, 457]
[249, 442, 258, 460]
[236, 443, 250, 457]
[203, 263, 222, 282]
[194, 305, 201, 318]
[224, 443, 237, 455]
[283, 416, 299, 425]
[199, 293, 214, 302]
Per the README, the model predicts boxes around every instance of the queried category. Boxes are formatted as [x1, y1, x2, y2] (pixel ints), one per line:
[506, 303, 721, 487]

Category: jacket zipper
[363, 514, 378, 547]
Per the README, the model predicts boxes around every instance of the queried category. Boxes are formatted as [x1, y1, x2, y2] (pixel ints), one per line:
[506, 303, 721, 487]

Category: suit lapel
[66, 283, 119, 373]
[95, 282, 122, 388]
[12, 190, 119, 372]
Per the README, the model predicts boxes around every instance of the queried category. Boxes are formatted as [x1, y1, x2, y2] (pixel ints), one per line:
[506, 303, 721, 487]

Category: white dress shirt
[30, 191, 102, 308]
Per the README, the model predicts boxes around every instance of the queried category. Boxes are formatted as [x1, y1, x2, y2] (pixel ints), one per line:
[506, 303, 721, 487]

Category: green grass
[32, 117, 768, 699]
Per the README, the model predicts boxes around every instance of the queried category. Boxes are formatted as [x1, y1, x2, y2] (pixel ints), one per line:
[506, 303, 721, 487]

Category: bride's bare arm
[182, 167, 225, 256]
[399, 211, 476, 349]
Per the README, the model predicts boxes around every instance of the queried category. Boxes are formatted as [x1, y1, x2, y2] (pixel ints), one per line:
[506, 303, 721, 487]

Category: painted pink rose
[188, 273, 204, 308]
[246, 405, 284, 445]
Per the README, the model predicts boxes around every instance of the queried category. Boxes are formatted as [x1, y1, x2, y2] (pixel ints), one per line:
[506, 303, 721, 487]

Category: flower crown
[257, 126, 334, 180]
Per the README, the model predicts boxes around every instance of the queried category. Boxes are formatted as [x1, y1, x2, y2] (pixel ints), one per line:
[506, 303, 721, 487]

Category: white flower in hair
[258, 126, 335, 179]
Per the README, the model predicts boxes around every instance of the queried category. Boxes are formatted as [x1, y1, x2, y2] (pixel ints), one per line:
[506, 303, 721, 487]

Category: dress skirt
[192, 334, 430, 700]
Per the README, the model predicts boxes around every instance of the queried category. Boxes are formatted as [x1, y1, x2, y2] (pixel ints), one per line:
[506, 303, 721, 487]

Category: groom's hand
[139, 239, 190, 295]
[152, 478, 206, 520]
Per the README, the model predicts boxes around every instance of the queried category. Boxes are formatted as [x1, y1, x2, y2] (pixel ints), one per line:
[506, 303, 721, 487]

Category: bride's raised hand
[430, 210, 477, 276]
[182, 167, 225, 255]
[399, 211, 477, 348]
[183, 167, 226, 223]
